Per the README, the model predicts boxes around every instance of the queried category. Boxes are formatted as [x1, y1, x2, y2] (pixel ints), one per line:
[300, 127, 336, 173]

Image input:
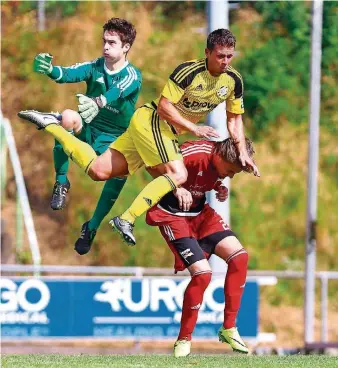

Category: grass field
[2, 355, 338, 368]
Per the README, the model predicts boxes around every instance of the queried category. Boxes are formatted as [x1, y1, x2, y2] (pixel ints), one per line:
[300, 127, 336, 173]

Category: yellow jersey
[154, 58, 244, 125]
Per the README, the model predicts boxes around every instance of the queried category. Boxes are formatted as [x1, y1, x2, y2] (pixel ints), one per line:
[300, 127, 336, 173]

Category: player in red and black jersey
[146, 137, 256, 357]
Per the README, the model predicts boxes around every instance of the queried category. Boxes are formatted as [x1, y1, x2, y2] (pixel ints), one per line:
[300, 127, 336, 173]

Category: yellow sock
[121, 174, 177, 223]
[45, 125, 97, 172]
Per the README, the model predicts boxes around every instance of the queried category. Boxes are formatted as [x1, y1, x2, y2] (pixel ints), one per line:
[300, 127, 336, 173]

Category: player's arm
[226, 112, 245, 153]
[226, 73, 260, 176]
[33, 53, 94, 84]
[213, 181, 229, 202]
[158, 96, 208, 136]
[227, 112, 259, 176]
[158, 96, 218, 139]
[157, 66, 219, 139]
[51, 62, 94, 84]
[78, 69, 142, 124]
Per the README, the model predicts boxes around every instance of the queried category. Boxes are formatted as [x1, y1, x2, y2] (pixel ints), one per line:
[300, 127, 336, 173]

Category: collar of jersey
[104, 60, 129, 75]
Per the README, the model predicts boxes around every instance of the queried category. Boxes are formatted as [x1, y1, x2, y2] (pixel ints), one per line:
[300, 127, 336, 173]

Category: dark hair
[213, 137, 255, 173]
[103, 18, 136, 47]
[207, 29, 236, 51]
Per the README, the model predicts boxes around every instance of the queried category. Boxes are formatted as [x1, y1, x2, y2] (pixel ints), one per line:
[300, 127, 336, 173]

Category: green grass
[2, 355, 338, 368]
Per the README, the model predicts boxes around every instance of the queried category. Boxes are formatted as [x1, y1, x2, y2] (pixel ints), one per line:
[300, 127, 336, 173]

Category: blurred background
[1, 0, 338, 354]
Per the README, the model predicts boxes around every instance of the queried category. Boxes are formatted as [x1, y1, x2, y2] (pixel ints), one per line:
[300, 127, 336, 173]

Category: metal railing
[244, 270, 338, 344]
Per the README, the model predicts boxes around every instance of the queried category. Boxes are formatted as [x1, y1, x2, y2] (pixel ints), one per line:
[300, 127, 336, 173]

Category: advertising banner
[1, 277, 258, 339]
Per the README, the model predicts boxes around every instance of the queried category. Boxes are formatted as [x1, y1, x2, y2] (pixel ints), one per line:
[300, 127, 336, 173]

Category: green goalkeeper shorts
[77, 124, 121, 156]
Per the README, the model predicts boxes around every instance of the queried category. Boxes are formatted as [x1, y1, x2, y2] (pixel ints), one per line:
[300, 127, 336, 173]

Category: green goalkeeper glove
[33, 53, 53, 75]
[76, 94, 107, 124]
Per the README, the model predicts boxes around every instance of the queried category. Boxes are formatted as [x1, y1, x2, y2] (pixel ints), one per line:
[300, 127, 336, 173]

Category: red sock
[223, 249, 248, 329]
[178, 271, 212, 341]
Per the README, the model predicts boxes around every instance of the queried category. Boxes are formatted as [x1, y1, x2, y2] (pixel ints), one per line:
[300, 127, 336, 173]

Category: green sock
[53, 139, 69, 184]
[88, 177, 126, 230]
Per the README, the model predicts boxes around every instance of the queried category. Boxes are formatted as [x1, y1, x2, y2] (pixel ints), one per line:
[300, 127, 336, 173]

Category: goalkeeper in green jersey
[32, 18, 142, 255]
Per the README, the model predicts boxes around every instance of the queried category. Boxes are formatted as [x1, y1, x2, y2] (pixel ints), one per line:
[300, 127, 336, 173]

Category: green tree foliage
[236, 2, 338, 136]
[18, 1, 79, 17]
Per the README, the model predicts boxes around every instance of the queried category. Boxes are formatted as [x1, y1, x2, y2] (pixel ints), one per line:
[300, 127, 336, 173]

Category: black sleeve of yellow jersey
[226, 70, 244, 99]
[226, 69, 245, 114]
[169, 60, 205, 90]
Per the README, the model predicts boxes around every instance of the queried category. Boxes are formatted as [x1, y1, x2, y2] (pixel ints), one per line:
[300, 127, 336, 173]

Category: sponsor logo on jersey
[182, 98, 218, 111]
[217, 86, 228, 98]
[197, 171, 203, 176]
[190, 190, 204, 197]
[188, 184, 205, 198]
[240, 97, 244, 110]
[105, 106, 120, 114]
[195, 84, 203, 91]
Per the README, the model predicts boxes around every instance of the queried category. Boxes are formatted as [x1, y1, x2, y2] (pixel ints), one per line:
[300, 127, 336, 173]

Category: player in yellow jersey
[18, 29, 260, 247]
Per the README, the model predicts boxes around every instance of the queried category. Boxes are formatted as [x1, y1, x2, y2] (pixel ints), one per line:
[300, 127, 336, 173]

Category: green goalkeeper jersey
[48, 57, 142, 135]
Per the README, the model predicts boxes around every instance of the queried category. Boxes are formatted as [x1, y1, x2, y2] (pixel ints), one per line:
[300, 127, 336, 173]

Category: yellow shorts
[110, 103, 183, 175]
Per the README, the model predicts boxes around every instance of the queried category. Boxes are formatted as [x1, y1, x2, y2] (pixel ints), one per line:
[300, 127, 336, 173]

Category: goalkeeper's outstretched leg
[18, 108, 183, 247]
[18, 110, 130, 180]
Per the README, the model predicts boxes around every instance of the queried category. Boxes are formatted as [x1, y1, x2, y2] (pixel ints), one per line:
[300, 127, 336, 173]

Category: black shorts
[171, 230, 237, 270]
